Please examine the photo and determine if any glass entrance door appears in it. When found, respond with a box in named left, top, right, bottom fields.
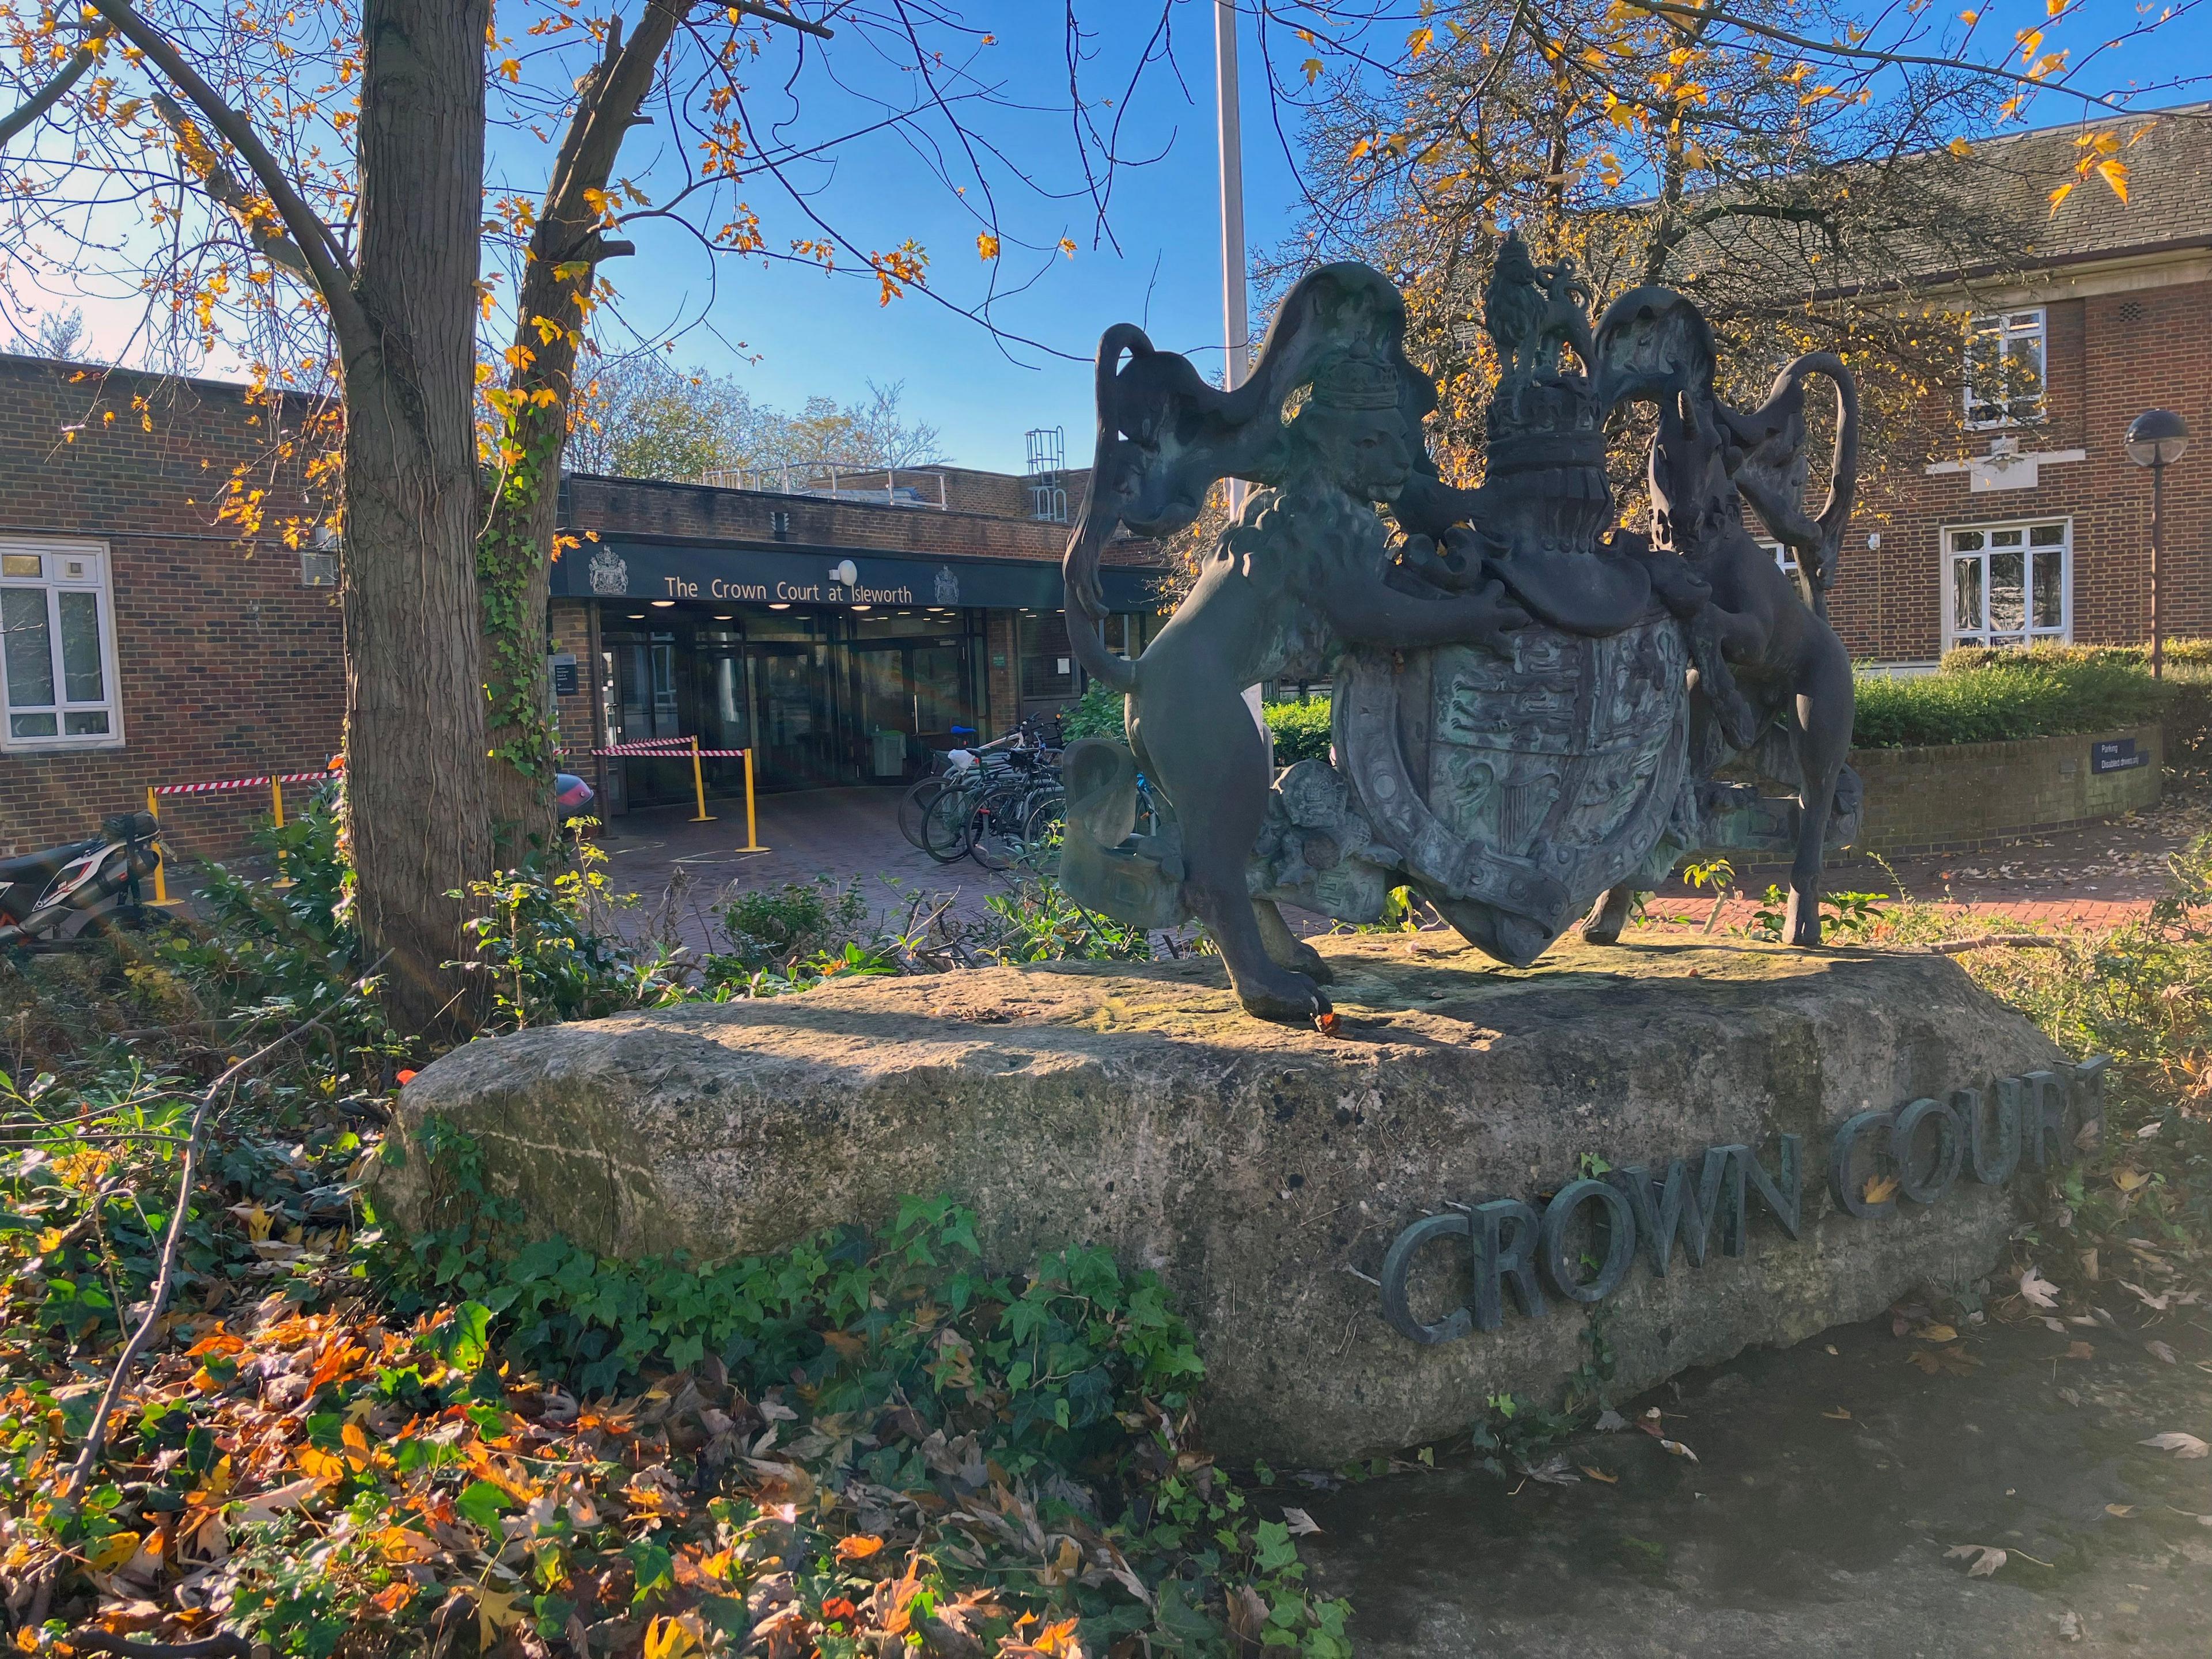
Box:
left=750, top=644, right=835, bottom=789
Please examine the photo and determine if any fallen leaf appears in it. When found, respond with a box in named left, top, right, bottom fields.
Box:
left=1914, top=1343, right=1982, bottom=1377
left=2065, top=1341, right=2096, bottom=1361
left=2019, top=1266, right=2060, bottom=1309
left=1947, top=1543, right=2008, bottom=1577
left=1281, top=1506, right=1322, bottom=1536
left=1580, top=1465, right=1620, bottom=1483
left=2136, top=1122, right=2164, bottom=1139
left=1658, top=1439, right=1699, bottom=1463
left=834, top=1533, right=885, bottom=1561
left=2042, top=1317, right=2070, bottom=1334
left=2139, top=1431, right=2210, bottom=1459
left=1863, top=1173, right=1900, bottom=1205
left=2147, top=1340, right=2180, bottom=1366
left=1594, top=1408, right=1628, bottom=1433
left=2115, top=1169, right=2150, bottom=1193
left=2058, top=1609, right=2084, bottom=1641
left=1914, top=1323, right=1959, bottom=1343
left=1823, top=1407, right=1853, bottom=1421
left=475, top=1586, right=525, bottom=1650
left=2081, top=1249, right=2099, bottom=1281
left=1313, top=1010, right=1342, bottom=1037
left=2121, top=1280, right=2171, bottom=1313
left=2105, top=1503, right=2135, bottom=1517
left=1518, top=1453, right=1581, bottom=1485
left=2057, top=1388, right=2082, bottom=1407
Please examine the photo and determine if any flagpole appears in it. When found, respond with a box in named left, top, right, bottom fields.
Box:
left=1216, top=0, right=1249, bottom=521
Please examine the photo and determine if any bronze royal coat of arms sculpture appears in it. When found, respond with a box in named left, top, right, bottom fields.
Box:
left=1057, top=240, right=1863, bottom=1023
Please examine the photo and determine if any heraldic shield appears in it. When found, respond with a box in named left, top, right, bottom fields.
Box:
left=1257, top=612, right=1692, bottom=970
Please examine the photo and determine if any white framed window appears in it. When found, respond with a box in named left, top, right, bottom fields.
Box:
left=1, top=539, right=124, bottom=751
left=1944, top=518, right=2070, bottom=650
left=1964, top=308, right=2046, bottom=429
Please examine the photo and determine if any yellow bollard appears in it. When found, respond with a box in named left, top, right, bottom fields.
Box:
left=270, top=777, right=294, bottom=888
left=688, top=737, right=717, bottom=823
left=145, top=786, right=175, bottom=906
left=737, top=748, right=767, bottom=853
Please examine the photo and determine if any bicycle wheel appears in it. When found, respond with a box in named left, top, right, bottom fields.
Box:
left=966, top=783, right=1030, bottom=871
left=1021, top=792, right=1066, bottom=873
left=922, top=783, right=975, bottom=863
left=897, top=775, right=945, bottom=849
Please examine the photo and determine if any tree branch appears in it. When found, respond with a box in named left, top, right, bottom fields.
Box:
left=0, top=32, right=107, bottom=152
left=82, top=0, right=365, bottom=341
left=729, top=1, right=834, bottom=39
left=52, top=1010, right=338, bottom=1513
left=1620, top=1, right=2139, bottom=113
left=150, top=94, right=313, bottom=278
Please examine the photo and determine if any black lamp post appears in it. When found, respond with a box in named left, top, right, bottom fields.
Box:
left=2126, top=408, right=2191, bottom=679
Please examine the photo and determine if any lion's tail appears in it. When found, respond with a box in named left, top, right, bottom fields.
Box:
left=1061, top=323, right=1149, bottom=696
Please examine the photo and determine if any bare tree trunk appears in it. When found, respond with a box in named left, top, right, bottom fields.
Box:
left=480, top=5, right=685, bottom=861
left=340, top=0, right=494, bottom=1032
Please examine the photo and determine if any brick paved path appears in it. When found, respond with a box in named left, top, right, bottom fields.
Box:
left=598, top=780, right=2203, bottom=957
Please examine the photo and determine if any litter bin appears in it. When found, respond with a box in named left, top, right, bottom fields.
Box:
left=870, top=728, right=907, bottom=779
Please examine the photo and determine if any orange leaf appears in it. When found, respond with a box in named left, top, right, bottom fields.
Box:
left=835, top=1533, right=886, bottom=1561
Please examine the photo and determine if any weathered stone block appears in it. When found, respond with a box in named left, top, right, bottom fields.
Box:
left=377, top=937, right=2080, bottom=1466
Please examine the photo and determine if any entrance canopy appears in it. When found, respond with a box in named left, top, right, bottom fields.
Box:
left=552, top=537, right=1158, bottom=615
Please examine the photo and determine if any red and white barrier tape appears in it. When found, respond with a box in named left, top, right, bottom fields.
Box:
left=588, top=741, right=753, bottom=759
left=152, top=769, right=336, bottom=798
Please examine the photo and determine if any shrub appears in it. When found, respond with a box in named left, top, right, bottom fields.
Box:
left=1264, top=697, right=1334, bottom=763
left=1059, top=682, right=1126, bottom=741
left=1853, top=653, right=2171, bottom=749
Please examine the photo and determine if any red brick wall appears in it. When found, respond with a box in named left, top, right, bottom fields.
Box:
left=0, top=355, right=342, bottom=860
left=1831, top=278, right=2212, bottom=662
left=562, top=473, right=1156, bottom=571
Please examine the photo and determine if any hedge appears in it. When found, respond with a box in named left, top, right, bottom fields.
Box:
left=1057, top=639, right=2209, bottom=764
left=1853, top=652, right=2172, bottom=749
left=1056, top=685, right=1336, bottom=763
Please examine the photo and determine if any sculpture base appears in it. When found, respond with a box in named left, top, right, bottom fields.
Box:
left=377, top=937, right=2088, bottom=1465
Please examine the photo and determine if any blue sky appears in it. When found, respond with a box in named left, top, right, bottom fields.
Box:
left=566, top=0, right=2212, bottom=475
left=548, top=3, right=1311, bottom=474
left=18, top=2, right=2209, bottom=476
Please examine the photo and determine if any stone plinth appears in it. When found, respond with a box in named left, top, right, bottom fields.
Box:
left=376, top=937, right=2084, bottom=1465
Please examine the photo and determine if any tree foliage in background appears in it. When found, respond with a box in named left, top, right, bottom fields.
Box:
left=567, top=360, right=946, bottom=482
left=1263, top=1, right=2191, bottom=515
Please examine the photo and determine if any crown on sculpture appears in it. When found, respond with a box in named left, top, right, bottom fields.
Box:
left=1309, top=351, right=1399, bottom=412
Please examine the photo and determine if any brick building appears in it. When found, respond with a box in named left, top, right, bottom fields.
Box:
left=0, top=342, right=1158, bottom=847
left=0, top=354, right=342, bottom=858
left=1825, top=111, right=2212, bottom=666
left=546, top=467, right=1165, bottom=815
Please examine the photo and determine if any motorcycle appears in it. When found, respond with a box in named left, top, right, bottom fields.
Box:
left=0, top=812, right=163, bottom=953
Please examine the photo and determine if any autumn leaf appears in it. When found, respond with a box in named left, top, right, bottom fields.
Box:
left=976, top=233, right=999, bottom=260
left=1580, top=1465, right=1620, bottom=1484
left=2105, top=1503, right=2135, bottom=1517
left=2048, top=180, right=2075, bottom=214
left=85, top=1531, right=142, bottom=1573
left=2065, top=1340, right=2096, bottom=1361
left=1823, top=1407, right=1853, bottom=1421
left=2147, top=1340, right=2179, bottom=1366
left=1302, top=58, right=1323, bottom=85
left=475, top=1586, right=525, bottom=1650
left=2018, top=1266, right=2059, bottom=1309
left=1863, top=1173, right=1900, bottom=1205
left=2114, top=1168, right=2149, bottom=1193
left=835, top=1533, right=886, bottom=1560
left=1281, top=1506, right=1323, bottom=1535
left=1913, top=1323, right=1959, bottom=1343
left=2139, top=1431, right=2210, bottom=1459
left=1946, top=1543, right=2007, bottom=1577
left=1658, top=1439, right=1698, bottom=1463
